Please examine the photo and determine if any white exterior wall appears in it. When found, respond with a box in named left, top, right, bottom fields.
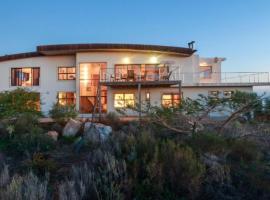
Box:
left=107, top=86, right=252, bottom=115
left=0, top=50, right=254, bottom=117
left=0, top=56, right=76, bottom=114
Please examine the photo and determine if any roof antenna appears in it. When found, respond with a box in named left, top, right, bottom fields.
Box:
left=188, top=41, right=195, bottom=49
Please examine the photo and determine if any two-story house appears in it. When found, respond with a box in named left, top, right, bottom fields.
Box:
left=0, top=43, right=269, bottom=117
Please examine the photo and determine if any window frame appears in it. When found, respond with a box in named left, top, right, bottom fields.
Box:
left=11, top=67, right=40, bottom=87
left=114, top=93, right=135, bottom=108
left=57, top=92, right=76, bottom=106
left=161, top=93, right=180, bottom=108
left=200, top=66, right=213, bottom=79
left=58, top=67, right=76, bottom=80
left=208, top=90, right=220, bottom=98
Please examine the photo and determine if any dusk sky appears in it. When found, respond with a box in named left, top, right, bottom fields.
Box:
left=0, top=0, right=270, bottom=74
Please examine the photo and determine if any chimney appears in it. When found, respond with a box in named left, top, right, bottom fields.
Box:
left=188, top=41, right=195, bottom=49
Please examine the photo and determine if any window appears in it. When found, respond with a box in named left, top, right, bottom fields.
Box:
left=209, top=91, right=220, bottom=98
left=11, top=67, right=40, bottom=86
left=162, top=93, right=180, bottom=108
left=200, top=66, right=212, bottom=79
left=58, top=67, right=76, bottom=80
left=58, top=92, right=76, bottom=105
left=79, top=63, right=107, bottom=113
left=114, top=93, right=135, bottom=108
left=223, top=91, right=234, bottom=98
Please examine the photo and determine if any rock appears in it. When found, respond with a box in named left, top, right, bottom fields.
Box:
left=84, top=122, right=112, bottom=142
left=63, top=119, right=82, bottom=137
left=46, top=131, right=59, bottom=141
left=51, top=123, right=63, bottom=134
left=0, top=122, right=6, bottom=135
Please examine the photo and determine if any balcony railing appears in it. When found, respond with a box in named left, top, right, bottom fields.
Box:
left=99, top=68, right=270, bottom=86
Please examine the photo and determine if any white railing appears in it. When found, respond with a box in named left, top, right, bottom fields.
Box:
left=99, top=68, right=270, bottom=85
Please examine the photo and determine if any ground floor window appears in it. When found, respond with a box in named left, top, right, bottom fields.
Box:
left=58, top=92, right=76, bottom=105
left=80, top=95, right=107, bottom=113
left=114, top=93, right=135, bottom=108
left=209, top=90, right=220, bottom=98
left=223, top=91, right=234, bottom=98
left=161, top=93, right=180, bottom=108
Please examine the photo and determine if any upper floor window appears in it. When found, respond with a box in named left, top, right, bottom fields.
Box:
left=161, top=93, right=180, bottom=108
left=58, top=67, right=76, bottom=80
left=11, top=67, right=40, bottom=86
left=200, top=66, right=212, bottom=79
left=58, top=92, right=76, bottom=105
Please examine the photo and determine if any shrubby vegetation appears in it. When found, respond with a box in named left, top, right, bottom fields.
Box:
left=49, top=103, right=78, bottom=124
left=0, top=88, right=270, bottom=199
left=0, top=88, right=41, bottom=119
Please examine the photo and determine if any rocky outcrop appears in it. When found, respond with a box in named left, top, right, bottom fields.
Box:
left=84, top=122, right=112, bottom=142
left=46, top=131, right=59, bottom=141
left=63, top=119, right=82, bottom=137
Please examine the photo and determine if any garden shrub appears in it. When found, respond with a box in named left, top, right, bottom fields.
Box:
left=5, top=132, right=55, bottom=156
left=59, top=150, right=127, bottom=200
left=188, top=133, right=229, bottom=155
left=0, top=88, right=41, bottom=119
left=49, top=103, right=78, bottom=124
left=0, top=168, right=49, bottom=200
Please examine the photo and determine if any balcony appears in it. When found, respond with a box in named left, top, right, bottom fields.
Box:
left=99, top=66, right=181, bottom=87
left=99, top=67, right=270, bottom=87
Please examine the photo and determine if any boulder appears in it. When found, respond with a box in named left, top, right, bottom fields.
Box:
left=51, top=123, right=63, bottom=134
left=63, top=119, right=82, bottom=137
left=84, top=122, right=112, bottom=142
left=46, top=131, right=59, bottom=141
left=0, top=122, right=6, bottom=135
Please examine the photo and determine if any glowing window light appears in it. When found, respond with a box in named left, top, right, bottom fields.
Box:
left=122, top=57, right=130, bottom=64
left=150, top=56, right=158, bottom=64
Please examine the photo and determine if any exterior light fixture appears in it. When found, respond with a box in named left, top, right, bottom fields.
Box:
left=150, top=56, right=158, bottom=64
left=123, top=57, right=130, bottom=64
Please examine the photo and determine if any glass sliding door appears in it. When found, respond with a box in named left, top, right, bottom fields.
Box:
left=79, top=63, right=107, bottom=113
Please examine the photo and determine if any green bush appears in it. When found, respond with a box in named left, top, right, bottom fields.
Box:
left=3, top=132, right=55, bottom=156
left=0, top=88, right=41, bottom=119
left=188, top=133, right=229, bottom=155
left=49, top=103, right=78, bottom=124
left=0, top=168, right=49, bottom=200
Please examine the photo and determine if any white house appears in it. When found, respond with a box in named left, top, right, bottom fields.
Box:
left=0, top=43, right=269, bottom=117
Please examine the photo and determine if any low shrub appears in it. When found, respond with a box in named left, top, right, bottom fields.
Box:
left=188, top=133, right=229, bottom=155
left=24, top=153, right=57, bottom=175
left=0, top=88, right=41, bottom=119
left=59, top=150, right=127, bottom=200
left=4, top=132, right=55, bottom=156
left=0, top=167, right=49, bottom=200
left=101, top=112, right=121, bottom=130
left=49, top=103, right=78, bottom=124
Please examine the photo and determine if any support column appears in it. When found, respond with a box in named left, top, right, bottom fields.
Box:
left=178, top=80, right=182, bottom=100
left=98, top=82, right=102, bottom=121
left=138, top=82, right=142, bottom=121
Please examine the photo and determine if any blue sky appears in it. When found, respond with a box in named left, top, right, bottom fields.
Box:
left=0, top=0, right=270, bottom=73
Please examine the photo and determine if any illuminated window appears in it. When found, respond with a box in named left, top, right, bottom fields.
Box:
left=162, top=93, right=180, bottom=108
left=58, top=92, right=76, bottom=105
left=209, top=91, right=220, bottom=97
left=58, top=67, right=76, bottom=80
left=114, top=93, right=135, bottom=108
left=223, top=91, right=234, bottom=98
left=11, top=67, right=40, bottom=86
left=200, top=66, right=212, bottom=79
